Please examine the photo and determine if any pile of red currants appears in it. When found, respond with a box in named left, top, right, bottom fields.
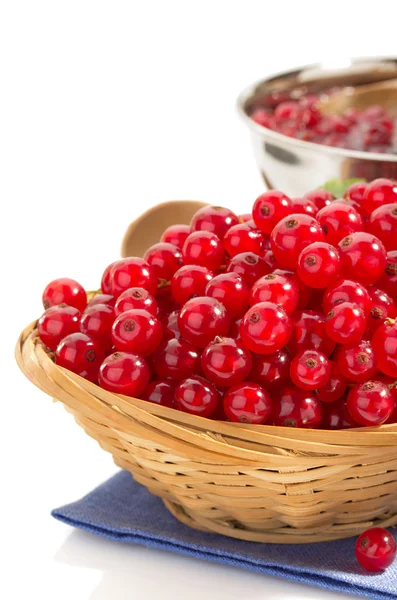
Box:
left=250, top=89, right=397, bottom=154
left=37, top=178, right=397, bottom=430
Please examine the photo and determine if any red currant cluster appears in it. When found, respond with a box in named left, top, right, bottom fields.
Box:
left=251, top=90, right=396, bottom=153
left=37, top=178, right=397, bottom=429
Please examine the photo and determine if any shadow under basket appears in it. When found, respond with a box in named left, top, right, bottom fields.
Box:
left=16, top=321, right=397, bottom=544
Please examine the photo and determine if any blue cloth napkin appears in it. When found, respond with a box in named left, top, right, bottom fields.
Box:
left=52, top=471, right=397, bottom=600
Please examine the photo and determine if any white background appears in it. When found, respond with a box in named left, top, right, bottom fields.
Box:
left=2, top=2, right=395, bottom=598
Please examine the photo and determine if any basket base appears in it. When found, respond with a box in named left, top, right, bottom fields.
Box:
left=163, top=498, right=397, bottom=545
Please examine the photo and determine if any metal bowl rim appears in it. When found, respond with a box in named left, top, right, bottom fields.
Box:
left=237, top=58, right=397, bottom=164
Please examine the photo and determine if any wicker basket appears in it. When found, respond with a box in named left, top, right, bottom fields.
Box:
left=15, top=201, right=397, bottom=545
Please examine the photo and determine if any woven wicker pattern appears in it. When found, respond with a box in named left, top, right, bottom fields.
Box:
left=16, top=320, right=397, bottom=544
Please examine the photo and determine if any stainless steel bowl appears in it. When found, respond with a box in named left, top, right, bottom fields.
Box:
left=237, top=57, right=397, bottom=196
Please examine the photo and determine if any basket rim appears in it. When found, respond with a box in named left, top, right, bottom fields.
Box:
left=16, top=319, right=397, bottom=448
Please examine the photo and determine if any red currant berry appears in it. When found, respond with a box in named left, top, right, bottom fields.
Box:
left=141, top=379, right=175, bottom=407
left=80, top=303, right=115, bottom=351
left=88, top=294, right=116, bottom=308
left=161, top=310, right=180, bottom=340
left=288, top=310, right=336, bottom=357
left=175, top=376, right=219, bottom=417
left=160, top=224, right=190, bottom=248
left=297, top=242, right=341, bottom=289
left=112, top=309, right=162, bottom=355
left=226, top=252, right=269, bottom=287
left=274, top=268, right=312, bottom=310
left=372, top=320, right=397, bottom=377
left=250, top=273, right=299, bottom=315
left=290, top=349, right=330, bottom=391
left=363, top=105, right=387, bottom=120
left=178, top=297, right=230, bottom=348
left=320, top=120, right=346, bottom=138
left=182, top=230, right=224, bottom=271
left=238, top=213, right=252, bottom=223
left=143, top=242, right=183, bottom=280
left=110, top=258, right=157, bottom=298
left=328, top=115, right=351, bottom=134
left=55, top=333, right=105, bottom=381
left=347, top=380, right=394, bottom=426
left=338, top=197, right=366, bottom=218
left=223, top=382, right=272, bottom=424
left=306, top=288, right=326, bottom=312
left=290, top=197, right=318, bottom=217
left=342, top=400, right=361, bottom=428
left=301, top=94, right=320, bottom=109
left=362, top=178, right=397, bottom=215
left=322, top=398, right=358, bottom=429
left=271, top=214, right=325, bottom=268
left=339, top=232, right=387, bottom=285
left=342, top=107, right=361, bottom=125
left=98, top=351, right=149, bottom=396
left=343, top=106, right=359, bottom=122
left=101, top=261, right=120, bottom=294
left=386, top=407, right=397, bottom=424
left=211, top=400, right=228, bottom=421
left=250, top=349, right=291, bottom=390
left=273, top=387, right=323, bottom=428
left=262, top=249, right=279, bottom=271
left=317, top=202, right=363, bottom=246
left=261, top=233, right=271, bottom=249
left=114, top=287, right=157, bottom=317
left=219, top=255, right=231, bottom=273
left=252, top=190, right=292, bottom=234
left=334, top=340, right=378, bottom=383
left=367, top=288, right=397, bottom=337
left=325, top=302, right=366, bottom=345
left=274, top=100, right=301, bottom=120
left=344, top=181, right=367, bottom=204
left=303, top=189, right=334, bottom=211
left=38, top=304, right=81, bottom=351
left=171, top=265, right=213, bottom=305
left=327, top=115, right=350, bottom=135
left=229, top=318, right=242, bottom=340
left=356, top=527, right=396, bottom=572
left=152, top=338, right=200, bottom=380
left=223, top=223, right=265, bottom=257
left=378, top=375, right=397, bottom=398
left=316, top=362, right=347, bottom=403
left=42, top=278, right=87, bottom=312
left=240, top=302, right=291, bottom=355
left=378, top=251, right=397, bottom=304
left=368, top=203, right=397, bottom=252
left=190, top=205, right=239, bottom=239
left=155, top=285, right=178, bottom=319
left=323, top=279, right=371, bottom=316
left=201, top=336, right=252, bottom=387
left=298, top=101, right=321, bottom=124
left=205, top=272, right=249, bottom=319
left=380, top=376, right=397, bottom=423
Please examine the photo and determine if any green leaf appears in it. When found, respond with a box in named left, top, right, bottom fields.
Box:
left=319, top=178, right=366, bottom=198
